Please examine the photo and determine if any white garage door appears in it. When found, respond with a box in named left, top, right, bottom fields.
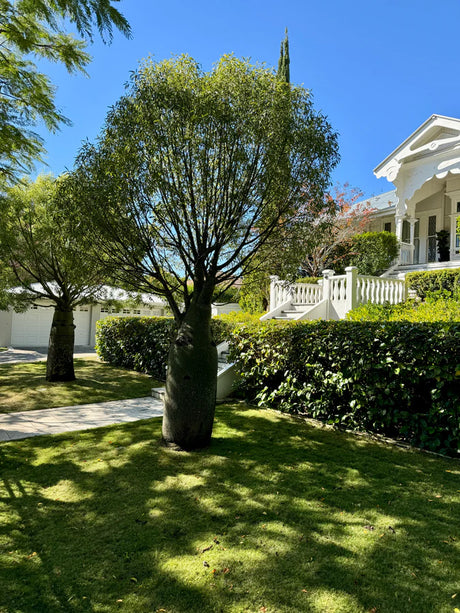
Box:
left=11, top=305, right=54, bottom=346
left=11, top=306, right=91, bottom=347
left=74, top=306, right=91, bottom=345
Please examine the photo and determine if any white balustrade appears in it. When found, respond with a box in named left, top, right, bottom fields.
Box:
left=292, top=283, right=323, bottom=305
left=268, top=267, right=407, bottom=318
left=356, top=275, right=406, bottom=306
left=269, top=276, right=323, bottom=310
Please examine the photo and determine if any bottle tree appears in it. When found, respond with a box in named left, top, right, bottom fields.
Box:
left=72, top=54, right=339, bottom=449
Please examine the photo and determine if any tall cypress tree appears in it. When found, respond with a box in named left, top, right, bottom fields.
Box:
left=277, top=28, right=290, bottom=83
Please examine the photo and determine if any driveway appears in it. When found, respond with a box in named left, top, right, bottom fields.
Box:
left=0, top=346, right=97, bottom=365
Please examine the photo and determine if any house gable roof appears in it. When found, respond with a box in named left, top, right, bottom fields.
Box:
left=374, top=114, right=460, bottom=179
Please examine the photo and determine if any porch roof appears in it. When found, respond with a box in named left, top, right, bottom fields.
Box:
left=356, top=189, right=397, bottom=214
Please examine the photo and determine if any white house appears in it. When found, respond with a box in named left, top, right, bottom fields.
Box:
left=263, top=114, right=460, bottom=323
left=0, top=286, right=167, bottom=348
left=364, top=114, right=460, bottom=273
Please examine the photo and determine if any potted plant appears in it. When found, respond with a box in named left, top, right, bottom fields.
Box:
left=436, top=230, right=450, bottom=262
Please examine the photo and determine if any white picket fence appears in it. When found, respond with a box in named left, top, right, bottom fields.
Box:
left=266, top=267, right=407, bottom=321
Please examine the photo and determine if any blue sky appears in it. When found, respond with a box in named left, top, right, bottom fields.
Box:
left=35, top=0, right=460, bottom=198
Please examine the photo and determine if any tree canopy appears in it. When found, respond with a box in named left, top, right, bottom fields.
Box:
left=0, top=0, right=131, bottom=184
left=72, top=54, right=339, bottom=448
left=277, top=28, right=290, bottom=83
left=0, top=174, right=109, bottom=380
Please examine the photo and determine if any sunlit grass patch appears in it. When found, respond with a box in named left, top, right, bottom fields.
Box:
left=0, top=359, right=159, bottom=413
left=0, top=404, right=458, bottom=612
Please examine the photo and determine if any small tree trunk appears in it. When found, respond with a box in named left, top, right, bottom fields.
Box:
left=46, top=306, right=76, bottom=382
left=162, top=299, right=217, bottom=450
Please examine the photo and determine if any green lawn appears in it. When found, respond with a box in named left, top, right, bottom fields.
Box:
left=0, top=405, right=458, bottom=613
left=0, top=359, right=159, bottom=413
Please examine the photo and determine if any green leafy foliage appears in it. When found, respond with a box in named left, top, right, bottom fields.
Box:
left=348, top=231, right=398, bottom=275
left=95, top=314, right=250, bottom=379
left=347, top=297, right=460, bottom=322
left=406, top=268, right=460, bottom=300
left=229, top=320, right=460, bottom=456
left=0, top=174, right=108, bottom=310
left=96, top=317, right=176, bottom=380
left=295, top=276, right=321, bottom=284
left=0, top=0, right=130, bottom=182
left=73, top=53, right=339, bottom=448
left=239, top=267, right=270, bottom=313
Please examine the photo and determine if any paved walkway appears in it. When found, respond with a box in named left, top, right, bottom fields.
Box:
left=0, top=346, right=97, bottom=365
left=0, top=396, right=164, bottom=442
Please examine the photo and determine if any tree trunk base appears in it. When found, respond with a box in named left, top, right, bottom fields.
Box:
left=46, top=307, right=76, bottom=382
left=162, top=301, right=217, bottom=450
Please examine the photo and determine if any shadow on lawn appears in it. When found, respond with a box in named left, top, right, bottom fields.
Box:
left=0, top=405, right=458, bottom=613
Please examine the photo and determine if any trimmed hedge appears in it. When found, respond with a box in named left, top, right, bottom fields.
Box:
left=96, top=315, right=460, bottom=455
left=406, top=268, right=460, bottom=299
left=95, top=314, right=245, bottom=379
left=347, top=297, right=460, bottom=322
left=96, top=317, right=175, bottom=380
left=229, top=320, right=460, bottom=456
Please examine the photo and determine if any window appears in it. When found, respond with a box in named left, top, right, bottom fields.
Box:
left=101, top=307, right=109, bottom=313
left=123, top=309, right=131, bottom=314
left=133, top=309, right=141, bottom=315
left=402, top=220, right=410, bottom=242
left=427, top=215, right=437, bottom=262
left=414, top=220, right=420, bottom=264
left=384, top=222, right=392, bottom=233
left=31, top=305, right=38, bottom=310
left=457, top=202, right=460, bottom=213
left=79, top=306, right=89, bottom=312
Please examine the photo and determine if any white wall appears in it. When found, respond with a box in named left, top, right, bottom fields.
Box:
left=211, top=303, right=241, bottom=316
left=0, top=310, right=12, bottom=347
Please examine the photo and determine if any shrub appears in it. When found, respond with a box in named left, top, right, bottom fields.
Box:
left=96, top=313, right=251, bottom=379
left=348, top=231, right=398, bottom=275
left=229, top=320, right=460, bottom=456
left=347, top=297, right=460, bottom=322
left=239, top=268, right=270, bottom=313
left=436, top=230, right=450, bottom=262
left=406, top=268, right=460, bottom=299
left=96, top=317, right=175, bottom=379
left=295, top=276, right=321, bottom=284
left=212, top=286, right=240, bottom=304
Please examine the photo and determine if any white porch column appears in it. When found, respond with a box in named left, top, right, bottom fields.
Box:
left=395, top=215, right=404, bottom=265
left=408, top=217, right=417, bottom=265
left=269, top=275, right=279, bottom=311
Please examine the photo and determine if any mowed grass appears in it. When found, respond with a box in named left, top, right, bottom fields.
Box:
left=0, top=359, right=159, bottom=413
left=0, top=405, right=458, bottom=613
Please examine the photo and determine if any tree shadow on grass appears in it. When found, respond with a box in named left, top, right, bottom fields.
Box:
left=0, top=404, right=459, bottom=612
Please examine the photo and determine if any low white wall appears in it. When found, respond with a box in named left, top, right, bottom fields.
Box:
left=212, top=303, right=241, bottom=316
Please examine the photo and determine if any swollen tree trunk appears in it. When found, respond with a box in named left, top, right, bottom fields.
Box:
left=46, top=306, right=76, bottom=382
left=162, top=299, right=217, bottom=450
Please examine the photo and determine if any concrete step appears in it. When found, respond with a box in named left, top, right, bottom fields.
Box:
left=151, top=387, right=166, bottom=400
left=290, top=303, right=315, bottom=311
left=385, top=260, right=460, bottom=278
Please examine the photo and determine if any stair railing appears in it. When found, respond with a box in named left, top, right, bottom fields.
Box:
left=268, top=267, right=407, bottom=319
